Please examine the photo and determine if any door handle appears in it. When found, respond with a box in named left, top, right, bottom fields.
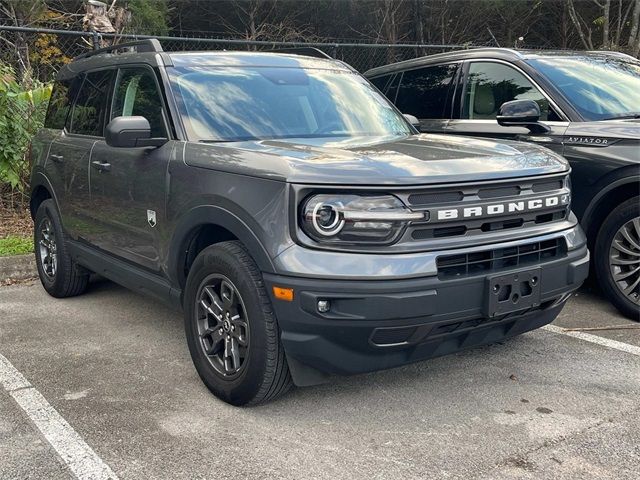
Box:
left=49, top=154, right=64, bottom=163
left=91, top=160, right=111, bottom=172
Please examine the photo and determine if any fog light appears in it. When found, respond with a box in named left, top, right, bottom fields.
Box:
left=317, top=300, right=331, bottom=313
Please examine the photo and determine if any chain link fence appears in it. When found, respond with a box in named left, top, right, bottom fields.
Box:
left=0, top=25, right=475, bottom=81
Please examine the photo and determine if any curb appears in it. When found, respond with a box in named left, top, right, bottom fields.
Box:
left=0, top=254, right=37, bottom=282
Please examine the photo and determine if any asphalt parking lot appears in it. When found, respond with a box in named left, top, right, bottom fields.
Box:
left=1, top=279, right=639, bottom=480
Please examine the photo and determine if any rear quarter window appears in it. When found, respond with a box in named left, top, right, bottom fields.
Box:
left=44, top=78, right=77, bottom=130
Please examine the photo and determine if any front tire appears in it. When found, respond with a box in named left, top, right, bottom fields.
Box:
left=594, top=196, right=640, bottom=320
left=184, top=241, right=292, bottom=406
left=34, top=199, right=89, bottom=298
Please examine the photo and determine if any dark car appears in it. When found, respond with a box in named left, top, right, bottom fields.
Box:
left=29, top=40, right=588, bottom=406
left=365, top=48, right=640, bottom=319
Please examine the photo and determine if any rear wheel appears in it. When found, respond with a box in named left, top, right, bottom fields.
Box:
left=184, top=241, right=292, bottom=406
left=34, top=199, right=89, bottom=298
left=594, top=196, right=640, bottom=320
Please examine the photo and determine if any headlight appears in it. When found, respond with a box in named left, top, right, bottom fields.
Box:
left=300, top=194, right=424, bottom=244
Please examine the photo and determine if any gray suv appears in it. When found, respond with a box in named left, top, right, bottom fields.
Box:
left=29, top=40, right=589, bottom=405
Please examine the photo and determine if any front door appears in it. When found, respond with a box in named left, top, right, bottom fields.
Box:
left=444, top=61, right=569, bottom=155
left=87, top=66, right=173, bottom=272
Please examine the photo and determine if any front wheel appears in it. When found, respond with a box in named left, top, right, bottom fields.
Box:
left=594, top=196, right=640, bottom=320
left=183, top=241, right=292, bottom=406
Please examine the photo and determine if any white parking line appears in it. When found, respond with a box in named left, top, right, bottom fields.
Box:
left=543, top=324, right=640, bottom=357
left=0, top=353, right=118, bottom=480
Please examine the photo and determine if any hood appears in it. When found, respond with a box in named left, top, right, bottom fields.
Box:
left=564, top=119, right=640, bottom=142
left=184, top=133, right=569, bottom=186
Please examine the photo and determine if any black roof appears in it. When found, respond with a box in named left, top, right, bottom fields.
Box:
left=364, top=47, right=638, bottom=77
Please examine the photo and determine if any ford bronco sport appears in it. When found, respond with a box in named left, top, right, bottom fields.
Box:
left=29, top=40, right=589, bottom=405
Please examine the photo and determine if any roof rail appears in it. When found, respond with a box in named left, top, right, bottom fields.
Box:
left=265, top=47, right=333, bottom=60
left=74, top=38, right=163, bottom=60
left=586, top=50, right=637, bottom=61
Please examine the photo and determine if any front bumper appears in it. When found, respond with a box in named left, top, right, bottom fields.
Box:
left=265, top=229, right=589, bottom=386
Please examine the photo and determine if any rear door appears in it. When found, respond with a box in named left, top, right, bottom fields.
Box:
left=47, top=70, right=113, bottom=240
left=444, top=60, right=568, bottom=154
left=87, top=65, right=173, bottom=271
left=393, top=63, right=460, bottom=133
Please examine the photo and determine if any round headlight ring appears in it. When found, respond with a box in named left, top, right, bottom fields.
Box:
left=311, top=202, right=345, bottom=236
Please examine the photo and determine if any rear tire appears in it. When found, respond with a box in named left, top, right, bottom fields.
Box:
left=184, top=241, right=292, bottom=406
left=594, top=196, right=640, bottom=320
left=34, top=199, right=89, bottom=298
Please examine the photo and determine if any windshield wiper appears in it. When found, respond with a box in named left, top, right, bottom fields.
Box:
left=602, top=112, right=640, bottom=120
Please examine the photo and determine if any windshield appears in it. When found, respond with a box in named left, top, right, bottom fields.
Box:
left=526, top=56, right=640, bottom=121
left=168, top=66, right=412, bottom=142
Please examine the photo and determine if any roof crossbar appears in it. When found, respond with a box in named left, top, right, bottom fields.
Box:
left=74, top=38, right=163, bottom=60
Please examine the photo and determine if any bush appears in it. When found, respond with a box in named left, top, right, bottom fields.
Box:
left=0, top=64, right=51, bottom=200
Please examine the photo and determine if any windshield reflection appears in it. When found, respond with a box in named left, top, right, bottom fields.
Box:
left=527, top=56, right=640, bottom=121
left=169, top=66, right=412, bottom=142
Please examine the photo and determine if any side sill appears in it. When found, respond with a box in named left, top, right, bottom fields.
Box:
left=68, top=240, right=182, bottom=310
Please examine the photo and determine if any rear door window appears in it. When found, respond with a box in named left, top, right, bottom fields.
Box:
left=462, top=62, right=559, bottom=121
left=394, top=64, right=458, bottom=119
left=111, top=67, right=166, bottom=137
left=69, top=69, right=114, bottom=136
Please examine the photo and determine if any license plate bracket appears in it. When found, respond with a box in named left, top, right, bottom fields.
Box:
left=485, top=268, right=541, bottom=317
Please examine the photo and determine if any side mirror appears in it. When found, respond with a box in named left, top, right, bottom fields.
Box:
left=496, top=100, right=550, bottom=133
left=403, top=114, right=421, bottom=130
left=105, top=116, right=167, bottom=148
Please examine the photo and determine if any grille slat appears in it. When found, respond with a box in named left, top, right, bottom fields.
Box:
left=437, top=239, right=565, bottom=279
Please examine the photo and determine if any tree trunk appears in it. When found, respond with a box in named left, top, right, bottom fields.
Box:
left=567, top=0, right=594, bottom=49
left=602, top=0, right=610, bottom=48
left=628, top=0, right=640, bottom=49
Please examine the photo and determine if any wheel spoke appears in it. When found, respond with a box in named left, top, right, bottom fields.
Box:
left=203, top=286, right=224, bottom=315
left=620, top=225, right=640, bottom=251
left=199, top=299, right=222, bottom=323
left=612, top=240, right=639, bottom=257
left=221, top=280, right=235, bottom=309
left=201, top=328, right=224, bottom=355
left=613, top=266, right=640, bottom=281
left=611, top=257, right=640, bottom=266
left=230, top=337, right=241, bottom=371
left=622, top=275, right=640, bottom=295
left=633, top=218, right=640, bottom=240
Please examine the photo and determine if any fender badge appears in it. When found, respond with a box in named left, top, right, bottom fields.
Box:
left=147, top=209, right=157, bottom=228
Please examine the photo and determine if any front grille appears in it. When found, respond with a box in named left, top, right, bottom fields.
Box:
left=532, top=179, right=563, bottom=193
left=397, top=174, right=570, bottom=242
left=436, top=238, right=566, bottom=279
left=478, top=186, right=520, bottom=199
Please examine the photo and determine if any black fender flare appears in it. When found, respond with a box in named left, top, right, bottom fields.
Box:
left=167, top=205, right=276, bottom=287
left=29, top=171, right=61, bottom=218
left=580, top=166, right=640, bottom=237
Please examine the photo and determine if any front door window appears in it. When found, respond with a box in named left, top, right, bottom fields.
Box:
left=463, top=62, right=560, bottom=121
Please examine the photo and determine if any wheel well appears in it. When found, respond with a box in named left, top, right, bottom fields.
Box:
left=585, top=182, right=640, bottom=248
left=29, top=186, right=52, bottom=220
left=180, top=224, right=238, bottom=288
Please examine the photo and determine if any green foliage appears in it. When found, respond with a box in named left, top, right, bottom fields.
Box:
left=0, top=236, right=33, bottom=256
left=0, top=64, right=51, bottom=194
left=126, top=0, right=169, bottom=36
